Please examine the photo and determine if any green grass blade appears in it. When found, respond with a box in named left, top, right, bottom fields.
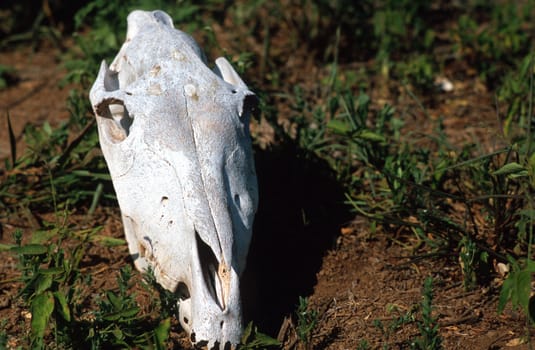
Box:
left=53, top=291, right=71, bottom=322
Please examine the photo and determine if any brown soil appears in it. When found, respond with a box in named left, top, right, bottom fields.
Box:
left=0, top=32, right=532, bottom=350
left=307, top=227, right=527, bottom=349
left=0, top=45, right=72, bottom=161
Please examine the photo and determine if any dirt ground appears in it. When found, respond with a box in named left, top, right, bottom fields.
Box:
left=0, top=37, right=533, bottom=350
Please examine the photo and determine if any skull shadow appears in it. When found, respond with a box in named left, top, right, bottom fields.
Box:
left=241, top=139, right=352, bottom=336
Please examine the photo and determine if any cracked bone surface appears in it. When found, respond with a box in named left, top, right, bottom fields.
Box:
left=89, top=10, right=258, bottom=348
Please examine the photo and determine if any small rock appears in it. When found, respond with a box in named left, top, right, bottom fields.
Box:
left=434, top=77, right=454, bottom=92
left=496, top=262, right=509, bottom=277
left=0, top=295, right=10, bottom=309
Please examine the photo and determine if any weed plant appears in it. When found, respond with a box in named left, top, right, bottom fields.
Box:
left=295, top=296, right=318, bottom=346
left=373, top=277, right=442, bottom=349
left=5, top=225, right=172, bottom=349
left=413, top=277, right=442, bottom=350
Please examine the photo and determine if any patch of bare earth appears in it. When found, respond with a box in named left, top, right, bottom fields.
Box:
left=0, top=43, right=72, bottom=162
left=306, top=227, right=528, bottom=349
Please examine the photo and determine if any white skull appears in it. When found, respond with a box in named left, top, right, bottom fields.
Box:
left=89, top=10, right=259, bottom=348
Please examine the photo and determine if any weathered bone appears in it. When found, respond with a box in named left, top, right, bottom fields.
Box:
left=89, top=10, right=258, bottom=348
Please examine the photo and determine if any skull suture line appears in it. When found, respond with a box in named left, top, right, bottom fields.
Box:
left=89, top=10, right=259, bottom=348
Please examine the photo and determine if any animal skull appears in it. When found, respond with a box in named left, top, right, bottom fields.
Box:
left=89, top=10, right=258, bottom=348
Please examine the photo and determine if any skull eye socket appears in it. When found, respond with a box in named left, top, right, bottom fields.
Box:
left=177, top=282, right=190, bottom=301
left=97, top=100, right=133, bottom=143
left=234, top=194, right=241, bottom=209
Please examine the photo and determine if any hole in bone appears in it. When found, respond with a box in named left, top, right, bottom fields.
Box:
left=100, top=102, right=133, bottom=142
left=177, top=282, right=192, bottom=332
left=196, top=340, right=208, bottom=348
left=234, top=194, right=241, bottom=209
left=176, top=282, right=190, bottom=300
left=161, top=196, right=168, bottom=206
left=195, top=231, right=225, bottom=310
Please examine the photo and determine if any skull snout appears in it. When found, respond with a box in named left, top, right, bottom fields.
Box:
left=176, top=231, right=243, bottom=348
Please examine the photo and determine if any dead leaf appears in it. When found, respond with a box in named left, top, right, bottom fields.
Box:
left=506, top=337, right=525, bottom=347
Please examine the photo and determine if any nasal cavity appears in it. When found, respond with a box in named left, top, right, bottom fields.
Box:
left=234, top=194, right=241, bottom=209
left=195, top=231, right=225, bottom=310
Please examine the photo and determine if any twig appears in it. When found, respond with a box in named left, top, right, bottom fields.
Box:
left=439, top=314, right=480, bottom=327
